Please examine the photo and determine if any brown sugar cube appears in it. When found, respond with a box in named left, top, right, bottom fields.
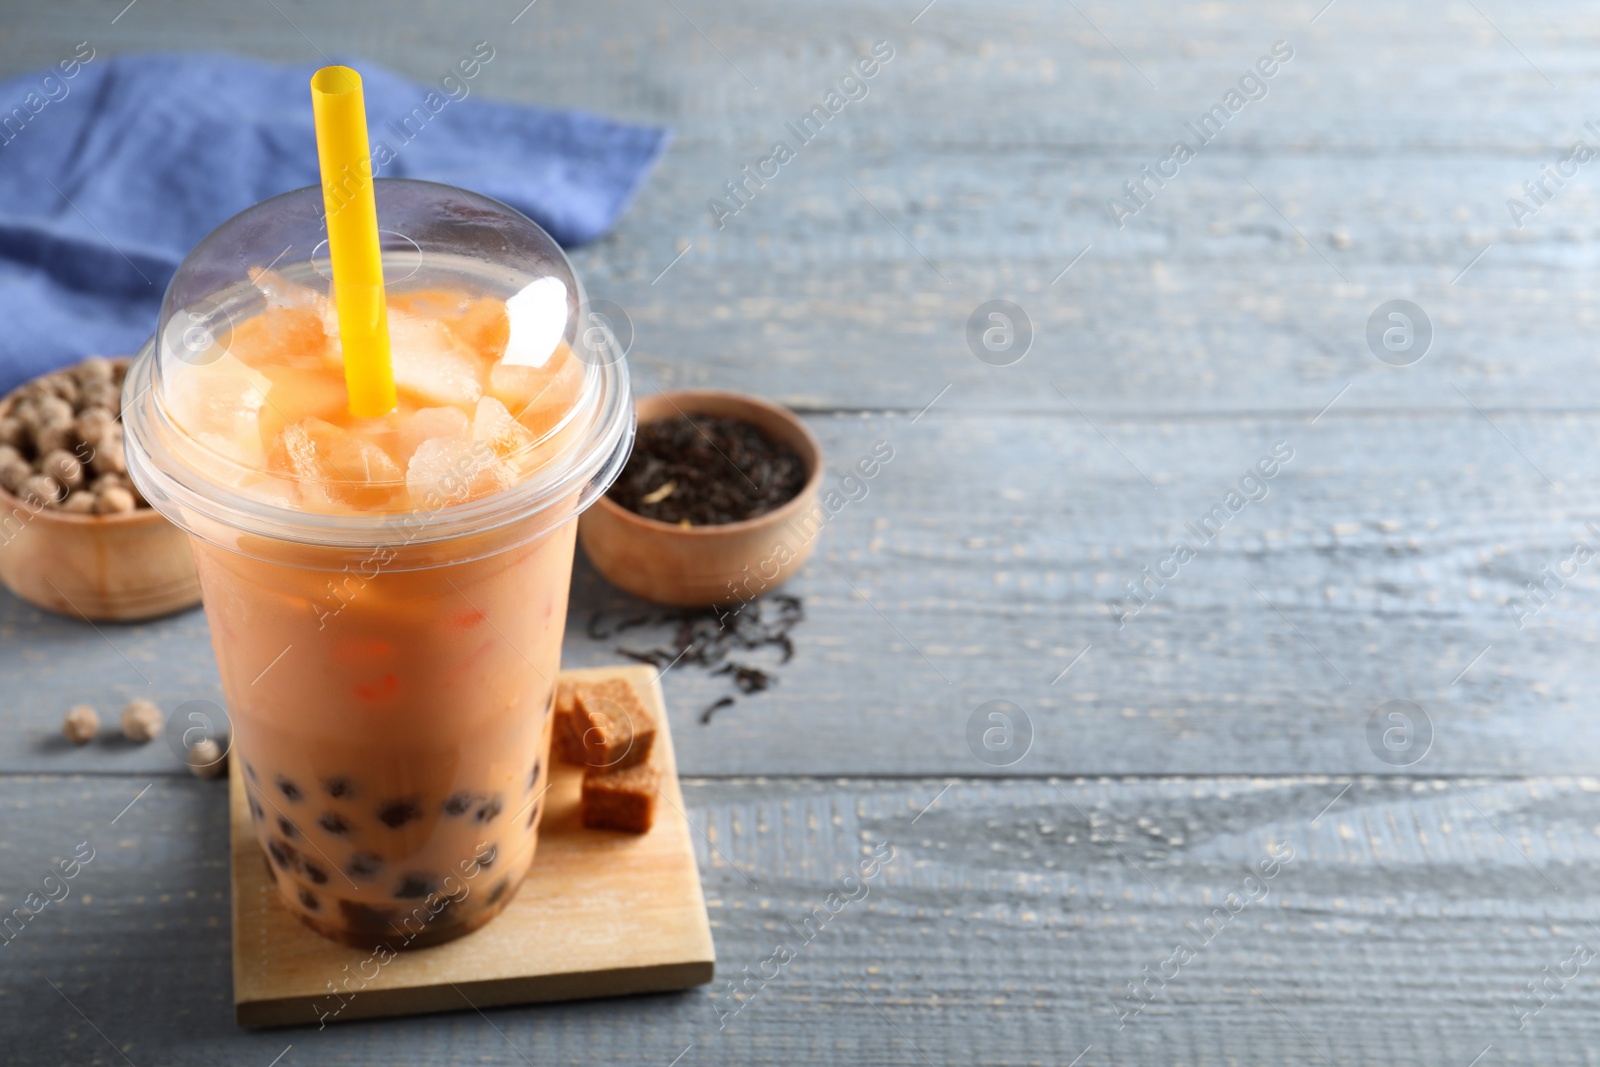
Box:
left=558, top=678, right=655, bottom=770
left=580, top=758, right=660, bottom=834
left=553, top=709, right=585, bottom=764
left=550, top=679, right=580, bottom=760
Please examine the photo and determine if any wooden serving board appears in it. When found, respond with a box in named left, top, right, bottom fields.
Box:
left=230, top=665, right=716, bottom=1028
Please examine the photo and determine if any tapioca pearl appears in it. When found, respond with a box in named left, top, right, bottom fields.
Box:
left=377, top=799, right=421, bottom=828
left=275, top=776, right=303, bottom=802
left=276, top=816, right=298, bottom=839
left=266, top=839, right=299, bottom=872
left=525, top=801, right=540, bottom=828
left=347, top=852, right=383, bottom=880
left=245, top=762, right=259, bottom=784
left=487, top=878, right=510, bottom=906
left=339, top=900, right=396, bottom=929
left=474, top=843, right=497, bottom=869
left=318, top=811, right=350, bottom=836
left=248, top=797, right=264, bottom=823
left=324, top=776, right=356, bottom=799
left=298, top=888, right=320, bottom=911
left=441, top=791, right=475, bottom=817
left=303, top=861, right=329, bottom=885
left=526, top=760, right=541, bottom=792
left=474, top=796, right=503, bottom=824
left=393, top=874, right=438, bottom=900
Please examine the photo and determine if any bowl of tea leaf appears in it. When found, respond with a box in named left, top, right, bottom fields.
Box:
left=579, top=390, right=822, bottom=607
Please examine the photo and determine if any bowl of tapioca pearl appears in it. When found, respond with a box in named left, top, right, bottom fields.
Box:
left=0, top=356, right=201, bottom=621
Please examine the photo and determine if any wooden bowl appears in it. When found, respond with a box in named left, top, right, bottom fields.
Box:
left=578, top=390, right=823, bottom=608
left=0, top=361, right=201, bottom=622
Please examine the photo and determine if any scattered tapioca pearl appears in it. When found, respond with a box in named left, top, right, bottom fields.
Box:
left=318, top=812, right=350, bottom=835
left=249, top=797, right=264, bottom=822
left=276, top=816, right=297, bottom=839
left=245, top=762, right=259, bottom=783
left=487, top=878, right=509, bottom=905
left=347, top=852, right=383, bottom=879
left=298, top=888, right=320, bottom=911
left=474, top=796, right=503, bottom=824
left=526, top=760, right=540, bottom=792
left=442, top=791, right=475, bottom=817
left=394, top=875, right=438, bottom=900
left=303, top=861, right=329, bottom=885
left=525, top=802, right=540, bottom=828
left=324, top=776, right=355, bottom=799
left=266, top=839, right=299, bottom=871
left=377, top=799, right=420, bottom=828
left=474, top=844, right=497, bottom=869
left=275, top=777, right=302, bottom=802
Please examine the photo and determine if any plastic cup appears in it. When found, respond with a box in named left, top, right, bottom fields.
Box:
left=123, top=180, right=633, bottom=949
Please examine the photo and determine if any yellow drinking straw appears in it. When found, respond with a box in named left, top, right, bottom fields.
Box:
left=310, top=65, right=396, bottom=418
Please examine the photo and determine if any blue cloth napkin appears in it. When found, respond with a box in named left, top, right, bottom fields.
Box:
left=0, top=50, right=668, bottom=394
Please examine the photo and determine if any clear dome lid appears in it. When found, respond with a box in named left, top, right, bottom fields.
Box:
left=123, top=179, right=633, bottom=566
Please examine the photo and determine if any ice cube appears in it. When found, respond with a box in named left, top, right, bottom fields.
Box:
left=235, top=472, right=300, bottom=510
left=226, top=306, right=329, bottom=371
left=268, top=421, right=334, bottom=509
left=269, top=418, right=403, bottom=510
left=190, top=429, right=266, bottom=488
left=311, top=420, right=400, bottom=484
left=235, top=269, right=333, bottom=370
left=449, top=298, right=510, bottom=363
left=258, top=366, right=351, bottom=425
left=194, top=428, right=264, bottom=468
left=472, top=396, right=535, bottom=457
left=385, top=308, right=484, bottom=408
left=488, top=342, right=583, bottom=439
left=167, top=352, right=272, bottom=444
left=391, top=288, right=472, bottom=321
left=396, top=406, right=471, bottom=466
left=406, top=436, right=512, bottom=508
left=249, top=267, right=327, bottom=311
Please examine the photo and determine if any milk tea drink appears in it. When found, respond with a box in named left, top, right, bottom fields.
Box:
left=123, top=181, right=633, bottom=948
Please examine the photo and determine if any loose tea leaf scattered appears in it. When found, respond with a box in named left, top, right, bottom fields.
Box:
left=588, top=594, right=804, bottom=722
left=607, top=415, right=806, bottom=525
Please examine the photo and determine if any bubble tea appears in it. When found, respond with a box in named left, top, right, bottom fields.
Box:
left=123, top=180, right=633, bottom=948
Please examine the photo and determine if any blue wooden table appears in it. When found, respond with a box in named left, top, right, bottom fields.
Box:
left=4, top=1, right=1599, bottom=1063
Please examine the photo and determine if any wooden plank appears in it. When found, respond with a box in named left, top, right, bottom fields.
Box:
left=231, top=665, right=714, bottom=1027
left=0, top=0, right=1593, bottom=151
left=0, top=6, right=1597, bottom=415
left=6, top=409, right=1598, bottom=778
left=592, top=151, right=1600, bottom=414
left=5, top=772, right=1599, bottom=1063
